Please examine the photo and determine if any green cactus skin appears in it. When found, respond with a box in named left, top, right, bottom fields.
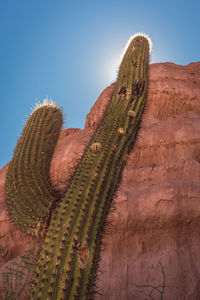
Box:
left=31, top=35, right=150, bottom=299
left=6, top=102, right=63, bottom=238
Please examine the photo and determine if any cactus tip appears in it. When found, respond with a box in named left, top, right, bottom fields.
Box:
left=120, top=32, right=152, bottom=62
left=31, top=97, right=59, bottom=115
left=132, top=32, right=152, bottom=52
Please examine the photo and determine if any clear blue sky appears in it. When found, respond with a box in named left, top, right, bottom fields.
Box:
left=1, top=0, right=200, bottom=169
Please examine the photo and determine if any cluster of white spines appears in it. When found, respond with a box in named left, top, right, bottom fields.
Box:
left=132, top=32, right=152, bottom=51
left=120, top=32, right=152, bottom=62
left=31, top=98, right=58, bottom=115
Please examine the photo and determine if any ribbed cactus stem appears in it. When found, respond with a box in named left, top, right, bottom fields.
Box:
left=31, top=34, right=150, bottom=299
left=6, top=101, right=63, bottom=237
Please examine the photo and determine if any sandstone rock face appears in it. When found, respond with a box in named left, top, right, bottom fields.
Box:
left=85, top=82, right=115, bottom=130
left=0, top=62, right=200, bottom=299
left=95, top=62, right=200, bottom=300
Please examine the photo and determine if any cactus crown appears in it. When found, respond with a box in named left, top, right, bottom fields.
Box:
left=30, top=98, right=59, bottom=114
left=120, top=32, right=152, bottom=62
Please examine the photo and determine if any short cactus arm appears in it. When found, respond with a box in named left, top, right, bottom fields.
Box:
left=6, top=102, right=63, bottom=237
left=31, top=35, right=150, bottom=299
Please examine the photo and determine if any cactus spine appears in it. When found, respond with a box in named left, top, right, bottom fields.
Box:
left=30, top=34, right=150, bottom=299
left=6, top=101, right=63, bottom=237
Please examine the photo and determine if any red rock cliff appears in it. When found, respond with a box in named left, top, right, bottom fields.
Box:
left=0, top=62, right=200, bottom=299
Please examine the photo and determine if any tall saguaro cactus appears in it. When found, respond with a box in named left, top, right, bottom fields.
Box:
left=6, top=101, right=63, bottom=237
left=30, top=34, right=151, bottom=299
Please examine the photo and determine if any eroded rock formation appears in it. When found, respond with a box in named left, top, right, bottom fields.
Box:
left=0, top=62, right=200, bottom=299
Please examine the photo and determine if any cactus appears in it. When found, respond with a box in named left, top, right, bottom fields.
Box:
left=5, top=101, right=63, bottom=237
left=30, top=34, right=150, bottom=299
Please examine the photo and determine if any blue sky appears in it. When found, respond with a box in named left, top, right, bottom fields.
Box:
left=1, top=0, right=200, bottom=169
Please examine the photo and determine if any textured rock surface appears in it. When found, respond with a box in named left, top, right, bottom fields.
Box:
left=85, top=82, right=115, bottom=130
left=95, top=62, right=200, bottom=300
left=0, top=62, right=200, bottom=299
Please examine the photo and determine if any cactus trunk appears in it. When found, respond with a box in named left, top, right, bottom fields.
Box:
left=30, top=34, right=150, bottom=299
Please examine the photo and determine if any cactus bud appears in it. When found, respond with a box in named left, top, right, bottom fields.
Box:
left=128, top=110, right=136, bottom=117
left=118, top=128, right=126, bottom=135
left=90, top=143, right=102, bottom=153
left=93, top=172, right=98, bottom=179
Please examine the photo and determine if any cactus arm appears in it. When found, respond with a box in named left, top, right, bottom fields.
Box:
left=6, top=103, right=63, bottom=237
